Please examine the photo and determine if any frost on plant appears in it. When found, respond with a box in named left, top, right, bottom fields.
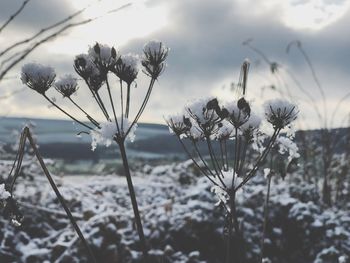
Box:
left=0, top=183, right=10, bottom=201
left=54, top=74, right=79, bottom=97
left=264, top=98, right=299, bottom=129
left=21, top=63, right=56, bottom=94
left=91, top=119, right=137, bottom=151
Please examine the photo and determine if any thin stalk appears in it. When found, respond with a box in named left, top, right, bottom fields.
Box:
left=224, top=140, right=229, bottom=171
left=25, top=128, right=97, bottom=263
left=43, top=94, right=93, bottom=130
left=68, top=97, right=100, bottom=128
left=120, top=80, right=124, bottom=123
left=260, top=174, right=272, bottom=261
left=117, top=141, right=148, bottom=258
left=95, top=91, right=110, bottom=121
left=205, top=135, right=224, bottom=178
left=126, top=78, right=156, bottom=136
left=126, top=83, right=131, bottom=118
left=235, top=129, right=280, bottom=191
left=178, top=137, right=220, bottom=187
left=219, top=140, right=226, bottom=170
left=193, top=141, right=217, bottom=178
left=105, top=76, right=120, bottom=132
left=83, top=79, right=109, bottom=121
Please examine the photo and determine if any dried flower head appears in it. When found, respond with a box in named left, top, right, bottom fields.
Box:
left=264, top=99, right=298, bottom=129
left=21, top=63, right=56, bottom=94
left=143, top=40, right=169, bottom=65
left=142, top=40, right=169, bottom=79
left=166, top=114, right=191, bottom=137
left=74, top=54, right=98, bottom=79
left=54, top=74, right=79, bottom=97
left=213, top=120, right=233, bottom=140
left=186, top=97, right=222, bottom=135
left=223, top=98, right=250, bottom=128
left=88, top=43, right=118, bottom=74
left=113, top=53, right=139, bottom=85
left=240, top=113, right=261, bottom=142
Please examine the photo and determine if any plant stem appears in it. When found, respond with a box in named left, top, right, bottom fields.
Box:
left=126, top=83, right=131, bottom=118
left=260, top=174, right=272, bottom=261
left=117, top=140, right=148, bottom=258
left=43, top=94, right=93, bottom=130
left=68, top=97, right=100, bottom=128
left=26, top=128, right=97, bottom=263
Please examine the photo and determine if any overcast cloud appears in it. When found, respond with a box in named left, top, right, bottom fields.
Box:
left=0, top=0, right=349, bottom=129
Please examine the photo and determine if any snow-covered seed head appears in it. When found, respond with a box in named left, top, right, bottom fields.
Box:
left=54, top=74, right=79, bottom=97
left=143, top=40, right=169, bottom=65
left=166, top=114, right=191, bottom=137
left=88, top=43, right=118, bottom=73
left=2, top=196, right=23, bottom=227
left=223, top=98, right=250, bottom=128
left=74, top=54, right=98, bottom=79
left=264, top=99, right=298, bottom=129
left=186, top=97, right=222, bottom=135
left=213, top=120, right=233, bottom=140
left=21, top=63, right=56, bottom=94
left=240, top=113, right=261, bottom=142
left=142, top=40, right=169, bottom=79
left=113, top=53, right=139, bottom=85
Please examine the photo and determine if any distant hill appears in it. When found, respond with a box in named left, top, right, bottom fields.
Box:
left=1, top=117, right=348, bottom=161
left=0, top=117, right=183, bottom=160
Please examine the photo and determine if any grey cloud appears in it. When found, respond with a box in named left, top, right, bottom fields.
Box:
left=0, top=0, right=75, bottom=32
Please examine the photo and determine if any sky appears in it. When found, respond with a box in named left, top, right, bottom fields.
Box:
left=0, top=0, right=350, bottom=130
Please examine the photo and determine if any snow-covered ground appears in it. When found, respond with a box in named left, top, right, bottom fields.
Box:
left=1, top=159, right=350, bottom=263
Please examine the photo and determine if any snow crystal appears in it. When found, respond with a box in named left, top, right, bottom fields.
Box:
left=0, top=183, right=10, bottom=200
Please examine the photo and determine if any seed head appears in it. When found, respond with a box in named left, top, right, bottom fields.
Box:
left=21, top=63, right=56, bottom=94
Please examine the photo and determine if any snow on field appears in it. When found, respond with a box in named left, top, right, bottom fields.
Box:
left=0, top=159, right=350, bottom=263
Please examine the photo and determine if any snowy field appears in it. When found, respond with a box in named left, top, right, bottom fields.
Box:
left=1, top=158, right=349, bottom=263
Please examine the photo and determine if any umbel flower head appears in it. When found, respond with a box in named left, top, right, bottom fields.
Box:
left=21, top=63, right=56, bottom=94
left=54, top=74, right=78, bottom=97
left=74, top=54, right=105, bottom=92
left=223, top=97, right=251, bottom=128
left=142, top=40, right=169, bottom=79
left=186, top=97, right=223, bottom=135
left=240, top=113, right=261, bottom=142
left=88, top=43, right=118, bottom=75
left=264, top=99, right=298, bottom=129
left=112, top=53, right=140, bottom=85
left=165, top=114, right=192, bottom=137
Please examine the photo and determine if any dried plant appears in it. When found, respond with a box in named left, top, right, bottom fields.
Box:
left=0, top=127, right=97, bottom=262
left=20, top=40, right=169, bottom=259
left=166, top=61, right=299, bottom=262
left=243, top=39, right=350, bottom=206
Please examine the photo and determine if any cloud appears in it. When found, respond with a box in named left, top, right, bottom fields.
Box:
left=0, top=0, right=75, bottom=32
left=1, top=0, right=350, bottom=128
